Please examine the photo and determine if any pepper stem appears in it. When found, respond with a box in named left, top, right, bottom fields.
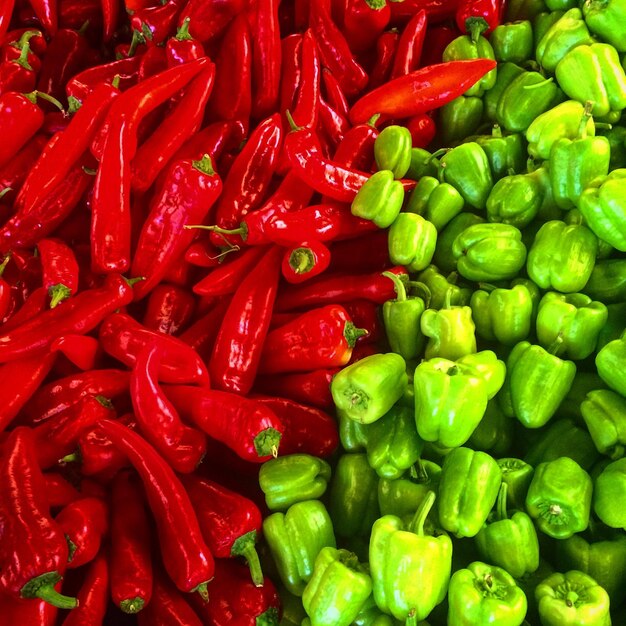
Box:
left=253, top=427, right=282, bottom=458
left=405, top=611, right=418, bottom=626
left=412, top=458, right=430, bottom=484
left=491, top=124, right=503, bottom=138
left=0, top=187, right=11, bottom=201
left=285, top=109, right=302, bottom=132
left=26, top=90, right=64, bottom=112
left=344, top=322, right=368, bottom=348
left=127, top=28, right=144, bottom=57
left=367, top=113, right=381, bottom=128
left=0, top=253, right=10, bottom=276
left=382, top=270, right=408, bottom=302
left=496, top=482, right=509, bottom=521
left=523, top=76, right=554, bottom=90
left=409, top=490, right=436, bottom=536
left=465, top=17, right=489, bottom=43
left=193, top=581, right=209, bottom=603
left=60, top=451, right=80, bottom=464
left=48, top=284, right=72, bottom=309
left=21, top=573, right=78, bottom=609
left=14, top=39, right=33, bottom=70
left=192, top=154, right=215, bottom=175
left=289, top=247, right=316, bottom=275
left=579, top=101, right=595, bottom=139
left=408, top=281, right=431, bottom=308
left=176, top=17, right=193, bottom=40
left=231, top=530, right=264, bottom=587
left=547, top=333, right=564, bottom=356
left=119, top=597, right=145, bottom=614
left=364, top=0, right=387, bottom=9
left=184, top=224, right=246, bottom=239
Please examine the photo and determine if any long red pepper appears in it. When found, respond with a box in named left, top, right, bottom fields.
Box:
left=209, top=245, right=282, bottom=394
left=0, top=273, right=134, bottom=363
left=101, top=0, right=119, bottom=41
left=110, top=470, right=153, bottom=614
left=0, top=286, right=48, bottom=332
left=0, top=427, right=77, bottom=608
left=322, top=68, right=349, bottom=120
left=0, top=134, right=47, bottom=204
left=178, top=0, right=246, bottom=42
left=251, top=0, right=281, bottom=118
left=44, top=473, right=81, bottom=510
left=0, top=0, right=15, bottom=43
left=290, top=28, right=320, bottom=130
left=344, top=0, right=391, bottom=53
left=60, top=550, right=108, bottom=626
left=29, top=0, right=58, bottom=35
left=181, top=474, right=264, bottom=587
left=166, top=120, right=235, bottom=171
left=65, top=56, right=141, bottom=103
left=253, top=368, right=338, bottom=410
left=143, top=284, right=196, bottom=336
left=55, top=497, right=109, bottom=569
left=38, top=238, right=79, bottom=307
left=96, top=419, right=215, bottom=599
left=318, top=95, right=350, bottom=147
left=369, top=30, right=399, bottom=90
left=349, top=58, right=498, bottom=123
left=258, top=170, right=315, bottom=214
left=278, top=34, right=302, bottom=123
left=0, top=593, right=58, bottom=626
left=389, top=0, right=461, bottom=24
left=131, top=343, right=207, bottom=473
left=131, top=155, right=223, bottom=299
left=137, top=573, right=203, bottom=626
left=390, top=8, right=427, bottom=79
left=50, top=335, right=101, bottom=371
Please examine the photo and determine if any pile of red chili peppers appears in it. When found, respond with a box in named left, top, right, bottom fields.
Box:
left=0, top=0, right=500, bottom=623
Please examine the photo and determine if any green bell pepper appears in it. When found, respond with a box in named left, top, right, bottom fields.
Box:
left=526, top=220, right=598, bottom=293
left=583, top=258, right=626, bottom=304
left=546, top=0, right=577, bottom=8
left=416, top=265, right=472, bottom=309
left=471, top=125, right=526, bottom=182
left=302, top=547, right=372, bottom=626
left=259, top=454, right=332, bottom=511
left=352, top=596, right=402, bottom=626
left=485, top=171, right=545, bottom=228
left=387, top=214, right=437, bottom=273
left=351, top=170, right=404, bottom=229
left=476, top=483, right=540, bottom=579
left=596, top=332, right=626, bottom=397
left=533, top=10, right=564, bottom=47
left=338, top=410, right=369, bottom=452
left=440, top=142, right=494, bottom=210
left=377, top=460, right=442, bottom=518
left=525, top=456, right=592, bottom=539
left=497, top=457, right=534, bottom=513
left=557, top=371, right=608, bottom=421
left=535, top=292, right=608, bottom=360
left=438, top=447, right=502, bottom=538
left=526, top=100, right=596, bottom=161
left=365, top=405, right=423, bottom=480
left=500, top=340, right=576, bottom=428
left=279, top=587, right=307, bottom=626
left=448, top=561, right=528, bottom=626
left=506, top=0, right=547, bottom=20
left=598, top=125, right=626, bottom=170
left=420, top=300, right=477, bottom=361
left=433, top=212, right=484, bottom=274
left=548, top=103, right=611, bottom=210
left=452, top=223, right=527, bottom=282
left=594, top=457, right=626, bottom=530
left=535, top=570, right=611, bottom=626
left=406, top=175, right=440, bottom=215
left=470, top=282, right=533, bottom=345
left=331, top=352, right=408, bottom=424
left=597, top=302, right=626, bottom=351
left=468, top=400, right=514, bottom=456
left=582, top=389, right=626, bottom=460
left=407, top=177, right=465, bottom=232
left=583, top=0, right=626, bottom=52
left=578, top=168, right=626, bottom=252
left=374, top=125, right=412, bottom=179
left=263, top=500, right=336, bottom=595
left=370, top=492, right=452, bottom=624
left=484, top=62, right=526, bottom=122
left=328, top=453, right=379, bottom=538
left=405, top=148, right=439, bottom=181
left=438, top=95, right=484, bottom=145
left=491, top=20, right=534, bottom=63
left=556, top=43, right=626, bottom=118
left=535, top=8, right=594, bottom=72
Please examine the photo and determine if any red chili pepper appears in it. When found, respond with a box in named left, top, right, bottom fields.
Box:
left=55, top=497, right=109, bottom=569
left=60, top=549, right=108, bottom=626
left=259, top=170, right=315, bottom=214
left=290, top=28, right=320, bottom=131
left=66, top=56, right=141, bottom=103
left=279, top=33, right=302, bottom=125
left=0, top=134, right=47, bottom=204
left=406, top=112, right=436, bottom=147
left=420, top=23, right=460, bottom=67
left=131, top=1, right=182, bottom=47
left=2, top=28, right=47, bottom=55
left=348, top=58, right=498, bottom=124
left=136, top=43, right=168, bottom=82
left=99, top=312, right=209, bottom=384
left=50, top=335, right=101, bottom=371
left=166, top=385, right=284, bottom=462
left=166, top=18, right=205, bottom=66
left=100, top=0, right=119, bottom=41
left=253, top=368, right=337, bottom=410
left=0, top=427, right=77, bottom=608
left=137, top=572, right=203, bottom=626
left=281, top=240, right=331, bottom=284
left=0, top=593, right=58, bottom=626
left=390, top=8, right=426, bottom=79
left=34, top=394, right=115, bottom=469
left=110, top=470, right=153, bottom=614
left=369, top=30, right=399, bottom=90
left=184, top=238, right=224, bottom=268
left=0, top=0, right=16, bottom=43
left=259, top=304, right=365, bottom=374
left=309, top=0, right=368, bottom=97
left=181, top=474, right=264, bottom=586
left=0, top=274, right=134, bottom=363
left=177, top=297, right=229, bottom=363
left=250, top=0, right=280, bottom=118
left=343, top=299, right=384, bottom=344
left=0, top=31, right=40, bottom=95
left=389, top=0, right=461, bottom=25
left=178, top=0, right=246, bottom=43
left=143, top=284, right=196, bottom=336
left=37, top=238, right=79, bottom=308
left=91, top=57, right=209, bottom=274
left=349, top=341, right=380, bottom=363
left=275, top=266, right=407, bottom=311
left=328, top=116, right=380, bottom=176
left=321, top=68, right=349, bottom=121
left=29, top=0, right=58, bottom=35
left=1, top=286, right=48, bottom=332
left=191, top=558, right=280, bottom=626
left=344, top=0, right=391, bottom=53
left=97, top=418, right=215, bottom=599
left=456, top=0, right=503, bottom=34
left=58, top=0, right=103, bottom=34
left=209, top=245, right=282, bottom=394
left=44, top=473, right=81, bottom=510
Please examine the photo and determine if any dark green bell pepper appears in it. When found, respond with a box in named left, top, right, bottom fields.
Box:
left=352, top=596, right=402, bottom=626
left=583, top=0, right=626, bottom=52
left=405, top=148, right=439, bottom=180
left=596, top=332, right=626, bottom=397
left=433, top=212, right=484, bottom=274
left=593, top=457, right=626, bottom=530
left=338, top=410, right=369, bottom=452
left=598, top=125, right=626, bottom=170
left=263, top=500, right=336, bottom=595
left=438, top=447, right=502, bottom=538
left=416, top=265, right=472, bottom=309
left=351, top=170, right=404, bottom=229
left=387, top=214, right=437, bottom=273
left=468, top=400, right=514, bottom=456
left=484, top=62, right=526, bottom=122
left=497, top=457, right=534, bottom=511
left=374, top=125, right=412, bottom=179
left=420, top=300, right=477, bottom=361
left=582, top=389, right=626, bottom=460
left=491, top=20, right=534, bottom=63
left=596, top=303, right=626, bottom=351
left=485, top=171, right=545, bottom=228
left=525, top=456, right=592, bottom=539
left=471, top=126, right=526, bottom=182
left=438, top=95, right=484, bottom=146
left=583, top=258, right=626, bottom=304
left=506, top=0, right=547, bottom=20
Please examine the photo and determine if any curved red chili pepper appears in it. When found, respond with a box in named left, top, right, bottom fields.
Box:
left=369, top=30, right=399, bottom=90
left=259, top=170, right=315, bottom=214
left=29, top=0, right=58, bottom=35
left=344, top=299, right=385, bottom=344
left=97, top=418, right=215, bottom=599
left=178, top=0, right=247, bottom=43
left=278, top=34, right=302, bottom=124
left=344, top=0, right=391, bottom=53
left=420, top=23, right=460, bottom=67
left=137, top=572, right=202, bottom=626
left=0, top=286, right=48, bottom=333
left=55, top=497, right=109, bottom=569
left=318, top=95, right=350, bottom=147
left=44, top=473, right=81, bottom=510
left=0, top=0, right=16, bottom=43
left=389, top=0, right=461, bottom=25
left=100, top=0, right=119, bottom=41
left=253, top=368, right=338, bottom=410
left=348, top=58, right=498, bottom=124
left=291, top=29, right=320, bottom=130
left=0, top=134, right=47, bottom=205
left=455, top=0, right=504, bottom=34
left=281, top=240, right=331, bottom=284
left=50, top=335, right=101, bottom=371
left=110, top=470, right=153, bottom=615
left=406, top=112, right=436, bottom=148
left=130, top=1, right=182, bottom=47
left=37, top=238, right=79, bottom=307
left=143, top=284, right=196, bottom=336
left=390, top=8, right=427, bottom=79
left=322, top=68, right=349, bottom=120
left=181, top=474, right=264, bottom=586
left=66, top=56, right=141, bottom=103
left=0, top=593, right=57, bottom=626
left=166, top=18, right=205, bottom=66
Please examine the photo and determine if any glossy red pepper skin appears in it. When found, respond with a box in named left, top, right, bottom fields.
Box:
left=143, top=284, right=195, bottom=336
left=0, top=34, right=39, bottom=95
left=390, top=8, right=427, bottom=78
left=110, top=470, right=153, bottom=614
left=420, top=24, right=459, bottom=67
left=406, top=112, right=436, bottom=148
left=37, top=238, right=79, bottom=303
left=131, top=343, right=206, bottom=474
left=328, top=229, right=390, bottom=274
left=97, top=419, right=215, bottom=598
left=456, top=0, right=503, bottom=34
left=137, top=573, right=203, bottom=626
left=279, top=34, right=303, bottom=124
left=55, top=497, right=109, bottom=569
left=389, top=0, right=461, bottom=24
left=65, top=56, right=141, bottom=103
left=101, top=0, right=119, bottom=41
left=131, top=2, right=182, bottom=47
left=0, top=427, right=76, bottom=608
left=0, top=0, right=16, bottom=43
left=369, top=30, right=399, bottom=90
left=165, top=386, right=284, bottom=462
left=253, top=368, right=337, bottom=410
left=60, top=550, right=108, bottom=626
left=168, top=120, right=235, bottom=173
left=0, top=286, right=48, bottom=333
left=29, top=0, right=58, bottom=35
left=350, top=57, right=498, bottom=123
left=318, top=96, right=350, bottom=147
left=344, top=0, right=391, bottom=53
left=50, top=335, right=100, bottom=371
left=44, top=473, right=81, bottom=510
left=176, top=298, right=229, bottom=364
left=0, top=134, right=47, bottom=204
left=261, top=170, right=315, bottom=214
left=290, top=28, right=321, bottom=130
left=344, top=299, right=384, bottom=344
left=178, top=0, right=246, bottom=43
left=322, top=68, right=349, bottom=120
left=281, top=240, right=331, bottom=284
left=184, top=238, right=224, bottom=268
left=181, top=474, right=264, bottom=586
left=0, top=593, right=57, bottom=626
left=166, top=18, right=205, bottom=66
left=209, top=246, right=282, bottom=395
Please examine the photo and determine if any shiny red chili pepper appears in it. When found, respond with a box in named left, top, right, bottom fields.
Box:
left=143, top=284, right=195, bottom=336
left=369, top=30, right=399, bottom=90
left=276, top=266, right=407, bottom=311
left=253, top=368, right=338, bottom=410
left=309, top=0, right=368, bottom=97
left=281, top=240, right=331, bottom=284
left=177, top=297, right=229, bottom=363
left=344, top=299, right=384, bottom=344
left=390, top=8, right=426, bottom=78
left=259, top=170, right=315, bottom=214
left=349, top=341, right=380, bottom=363
left=406, top=112, right=436, bottom=147
left=50, top=335, right=101, bottom=371
left=420, top=23, right=460, bottom=67
left=318, top=95, right=350, bottom=147
left=1, top=286, right=48, bottom=332
left=329, top=115, right=380, bottom=174
left=65, top=56, right=141, bottom=102
left=131, top=1, right=182, bottom=47
left=184, top=237, right=225, bottom=268
left=60, top=550, right=108, bottom=626
left=0, top=427, right=77, bottom=608
left=44, top=473, right=81, bottom=510
left=58, top=0, right=103, bottom=34
left=0, top=0, right=16, bottom=43
left=166, top=385, right=284, bottom=462
left=166, top=18, right=205, bottom=66
left=91, top=57, right=209, bottom=274
left=0, top=31, right=40, bottom=95
left=110, top=469, right=153, bottom=615
left=136, top=43, right=168, bottom=82
left=209, top=245, right=282, bottom=394
left=29, top=0, right=58, bottom=35
left=344, top=0, right=391, bottom=53
left=2, top=28, right=47, bottom=55
left=290, top=28, right=320, bottom=130
left=99, top=312, right=209, bottom=385
left=389, top=0, right=461, bottom=25
left=456, top=0, right=504, bottom=34
left=178, top=0, right=246, bottom=43
left=0, top=134, right=47, bottom=204
left=321, top=68, right=349, bottom=120
left=0, top=592, right=58, bottom=626
left=349, top=58, right=498, bottom=123
left=97, top=418, right=215, bottom=599
left=279, top=34, right=302, bottom=124
left=167, top=120, right=235, bottom=173
left=100, top=0, right=119, bottom=41
left=137, top=573, right=202, bottom=626
left=181, top=474, right=264, bottom=586
left=37, top=238, right=79, bottom=308
left=55, top=497, right=109, bottom=569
